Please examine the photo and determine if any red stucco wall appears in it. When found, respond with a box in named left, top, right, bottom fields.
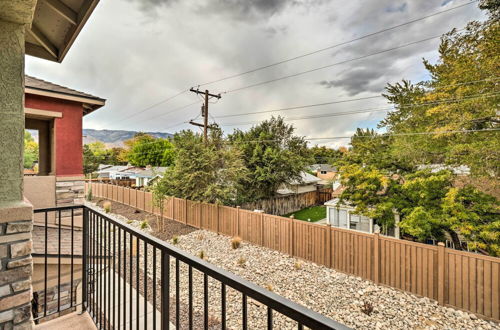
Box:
left=25, top=94, right=83, bottom=177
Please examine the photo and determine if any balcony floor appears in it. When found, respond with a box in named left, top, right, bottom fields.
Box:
left=35, top=311, right=96, bottom=330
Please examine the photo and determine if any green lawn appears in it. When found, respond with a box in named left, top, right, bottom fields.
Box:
left=283, top=206, right=326, bottom=222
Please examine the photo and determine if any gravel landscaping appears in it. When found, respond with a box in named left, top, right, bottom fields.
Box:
left=86, top=201, right=500, bottom=330
left=160, top=230, right=500, bottom=330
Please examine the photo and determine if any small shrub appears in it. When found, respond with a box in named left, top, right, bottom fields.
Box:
left=231, top=237, right=242, bottom=249
left=361, top=301, right=374, bottom=316
left=86, top=188, right=93, bottom=202
left=237, top=256, right=246, bottom=267
left=197, top=233, right=205, bottom=241
left=172, top=235, right=179, bottom=245
left=140, top=220, right=149, bottom=230
left=103, top=201, right=112, bottom=213
left=198, top=250, right=206, bottom=259
left=264, top=283, right=273, bottom=292
left=126, top=220, right=133, bottom=225
left=294, top=262, right=302, bottom=270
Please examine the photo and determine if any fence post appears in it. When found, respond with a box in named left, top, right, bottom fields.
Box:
left=326, top=224, right=332, bottom=268
left=260, top=211, right=264, bottom=246
left=199, top=201, right=202, bottom=229
left=216, top=204, right=220, bottom=234
left=236, top=206, right=240, bottom=237
left=437, top=242, right=446, bottom=305
left=374, top=233, right=380, bottom=284
left=172, top=197, right=176, bottom=221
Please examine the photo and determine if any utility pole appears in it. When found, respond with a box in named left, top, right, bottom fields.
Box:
left=189, top=88, right=221, bottom=143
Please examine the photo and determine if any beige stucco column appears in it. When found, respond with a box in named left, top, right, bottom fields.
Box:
left=0, top=2, right=38, bottom=329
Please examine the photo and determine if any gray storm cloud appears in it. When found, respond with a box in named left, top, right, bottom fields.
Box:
left=26, top=0, right=485, bottom=147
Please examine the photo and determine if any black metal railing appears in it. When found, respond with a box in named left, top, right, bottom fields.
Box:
left=33, top=205, right=83, bottom=322
left=34, top=205, right=349, bottom=329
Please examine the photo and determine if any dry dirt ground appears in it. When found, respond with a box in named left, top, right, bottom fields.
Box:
left=93, top=198, right=196, bottom=241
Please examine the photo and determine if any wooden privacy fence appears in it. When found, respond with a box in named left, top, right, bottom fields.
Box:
left=86, top=182, right=500, bottom=321
left=241, top=188, right=334, bottom=215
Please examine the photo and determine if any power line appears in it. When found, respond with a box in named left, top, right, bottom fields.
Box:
left=218, top=92, right=500, bottom=126
left=143, top=101, right=201, bottom=122
left=94, top=127, right=499, bottom=149
left=119, top=89, right=189, bottom=123
left=195, top=1, right=478, bottom=87
left=215, top=76, right=500, bottom=119
left=222, top=32, right=458, bottom=94
left=109, top=1, right=477, bottom=127
left=227, top=128, right=500, bottom=144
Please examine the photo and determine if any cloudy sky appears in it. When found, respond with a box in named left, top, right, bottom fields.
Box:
left=26, top=0, right=485, bottom=147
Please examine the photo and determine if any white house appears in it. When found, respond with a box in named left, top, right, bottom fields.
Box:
left=96, top=165, right=143, bottom=180
left=324, top=198, right=400, bottom=238
left=277, top=171, right=321, bottom=195
left=134, top=166, right=168, bottom=187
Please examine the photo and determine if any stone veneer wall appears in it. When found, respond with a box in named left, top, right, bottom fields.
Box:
left=33, top=280, right=81, bottom=324
left=0, top=204, right=34, bottom=330
left=56, top=178, right=85, bottom=207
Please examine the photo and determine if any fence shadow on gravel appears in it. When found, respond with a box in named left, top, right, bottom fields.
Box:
left=86, top=182, right=500, bottom=322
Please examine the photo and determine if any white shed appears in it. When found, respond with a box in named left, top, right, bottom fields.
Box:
left=324, top=198, right=399, bottom=238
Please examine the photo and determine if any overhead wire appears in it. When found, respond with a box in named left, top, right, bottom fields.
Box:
left=217, top=92, right=500, bottom=126
left=110, top=1, right=478, bottom=127
left=214, top=77, right=500, bottom=119
left=226, top=128, right=500, bottom=144
left=221, top=32, right=459, bottom=94
left=195, top=0, right=478, bottom=87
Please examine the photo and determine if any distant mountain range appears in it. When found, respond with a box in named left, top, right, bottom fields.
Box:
left=83, top=129, right=173, bottom=148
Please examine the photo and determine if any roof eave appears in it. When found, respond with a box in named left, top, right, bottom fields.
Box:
left=25, top=0, right=101, bottom=63
left=25, top=86, right=106, bottom=115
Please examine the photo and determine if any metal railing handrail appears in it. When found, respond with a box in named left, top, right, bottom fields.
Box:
left=34, top=204, right=349, bottom=329
left=86, top=205, right=349, bottom=329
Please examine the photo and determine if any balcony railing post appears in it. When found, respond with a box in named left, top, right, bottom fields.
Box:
left=161, top=249, right=170, bottom=330
left=82, top=206, right=88, bottom=312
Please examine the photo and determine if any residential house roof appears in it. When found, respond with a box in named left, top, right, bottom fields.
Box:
left=97, top=165, right=131, bottom=173
left=25, top=75, right=105, bottom=114
left=24, top=0, right=100, bottom=63
left=289, top=171, right=322, bottom=185
left=309, top=164, right=337, bottom=172
left=136, top=167, right=168, bottom=178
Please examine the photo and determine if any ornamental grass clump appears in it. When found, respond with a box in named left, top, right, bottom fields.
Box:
left=198, top=250, right=206, bottom=259
left=264, top=283, right=274, bottom=292
left=103, top=201, right=112, bottom=213
left=237, top=256, right=246, bottom=267
left=361, top=301, right=374, bottom=316
left=231, top=236, right=242, bottom=249
left=172, top=235, right=179, bottom=245
left=140, top=220, right=149, bottom=230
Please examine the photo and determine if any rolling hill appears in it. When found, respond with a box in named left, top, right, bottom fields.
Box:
left=83, top=129, right=173, bottom=148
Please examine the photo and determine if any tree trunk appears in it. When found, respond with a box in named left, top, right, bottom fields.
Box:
left=447, top=229, right=463, bottom=251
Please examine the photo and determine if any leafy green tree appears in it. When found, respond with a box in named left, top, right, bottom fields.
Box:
left=309, top=145, right=343, bottom=165
left=380, top=5, right=500, bottom=177
left=153, top=128, right=248, bottom=205
left=341, top=128, right=413, bottom=172
left=24, top=131, right=38, bottom=169
left=123, top=133, right=175, bottom=167
left=83, top=142, right=108, bottom=174
left=339, top=165, right=500, bottom=256
left=229, top=116, right=312, bottom=202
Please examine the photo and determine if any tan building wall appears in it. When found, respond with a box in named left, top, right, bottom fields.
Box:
left=316, top=171, right=337, bottom=181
